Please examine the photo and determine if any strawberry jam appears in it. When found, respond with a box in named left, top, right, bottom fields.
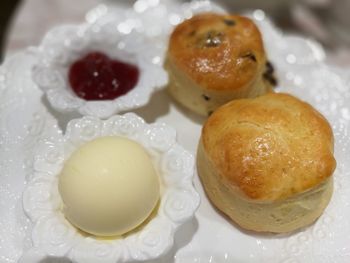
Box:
left=69, top=52, right=139, bottom=100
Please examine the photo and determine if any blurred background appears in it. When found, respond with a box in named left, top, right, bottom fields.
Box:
left=1, top=0, right=350, bottom=66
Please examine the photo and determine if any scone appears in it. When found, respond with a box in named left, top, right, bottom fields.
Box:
left=197, top=93, right=336, bottom=233
left=164, top=13, right=276, bottom=116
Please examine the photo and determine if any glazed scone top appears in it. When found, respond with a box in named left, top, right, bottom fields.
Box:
left=202, top=93, right=336, bottom=201
left=168, top=13, right=266, bottom=91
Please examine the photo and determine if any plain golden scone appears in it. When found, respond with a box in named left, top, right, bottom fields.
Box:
left=164, top=13, right=276, bottom=116
left=197, top=93, right=336, bottom=233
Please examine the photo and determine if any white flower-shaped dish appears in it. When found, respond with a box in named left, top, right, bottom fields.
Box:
left=32, top=13, right=168, bottom=118
left=21, top=113, right=200, bottom=262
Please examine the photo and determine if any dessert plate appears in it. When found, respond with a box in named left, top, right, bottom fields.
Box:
left=0, top=1, right=350, bottom=262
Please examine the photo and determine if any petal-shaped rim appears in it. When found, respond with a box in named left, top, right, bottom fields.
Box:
left=32, top=9, right=168, bottom=119
left=23, top=112, right=200, bottom=262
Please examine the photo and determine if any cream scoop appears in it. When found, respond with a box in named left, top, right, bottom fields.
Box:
left=58, top=136, right=160, bottom=236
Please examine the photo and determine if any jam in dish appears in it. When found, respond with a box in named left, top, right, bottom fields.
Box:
left=69, top=52, right=139, bottom=100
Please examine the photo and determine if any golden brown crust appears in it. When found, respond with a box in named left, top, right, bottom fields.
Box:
left=167, top=13, right=266, bottom=91
left=201, top=93, right=336, bottom=201
left=197, top=137, right=334, bottom=233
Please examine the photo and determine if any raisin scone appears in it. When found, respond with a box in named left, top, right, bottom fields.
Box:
left=165, top=13, right=276, bottom=116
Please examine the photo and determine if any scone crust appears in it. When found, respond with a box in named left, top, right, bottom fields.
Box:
left=167, top=13, right=266, bottom=91
left=202, top=93, right=336, bottom=201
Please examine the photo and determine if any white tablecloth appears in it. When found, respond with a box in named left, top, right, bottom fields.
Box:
left=4, top=0, right=350, bottom=67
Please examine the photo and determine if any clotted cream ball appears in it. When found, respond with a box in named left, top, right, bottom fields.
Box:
left=58, top=136, right=160, bottom=236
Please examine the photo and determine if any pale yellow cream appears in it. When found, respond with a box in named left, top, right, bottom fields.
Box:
left=58, top=136, right=160, bottom=236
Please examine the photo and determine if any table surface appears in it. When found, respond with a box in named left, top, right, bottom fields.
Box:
left=4, top=0, right=350, bottom=67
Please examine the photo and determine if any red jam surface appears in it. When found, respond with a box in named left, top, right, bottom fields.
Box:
left=68, top=52, right=139, bottom=100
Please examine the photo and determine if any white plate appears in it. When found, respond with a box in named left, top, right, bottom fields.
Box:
left=1, top=1, right=350, bottom=262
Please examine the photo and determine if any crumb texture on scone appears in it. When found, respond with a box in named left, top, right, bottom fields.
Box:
left=167, top=13, right=266, bottom=91
left=202, top=93, right=336, bottom=201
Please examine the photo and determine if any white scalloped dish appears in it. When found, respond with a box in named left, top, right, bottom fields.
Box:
left=21, top=113, right=199, bottom=262
left=1, top=1, right=350, bottom=263
left=32, top=18, right=168, bottom=118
